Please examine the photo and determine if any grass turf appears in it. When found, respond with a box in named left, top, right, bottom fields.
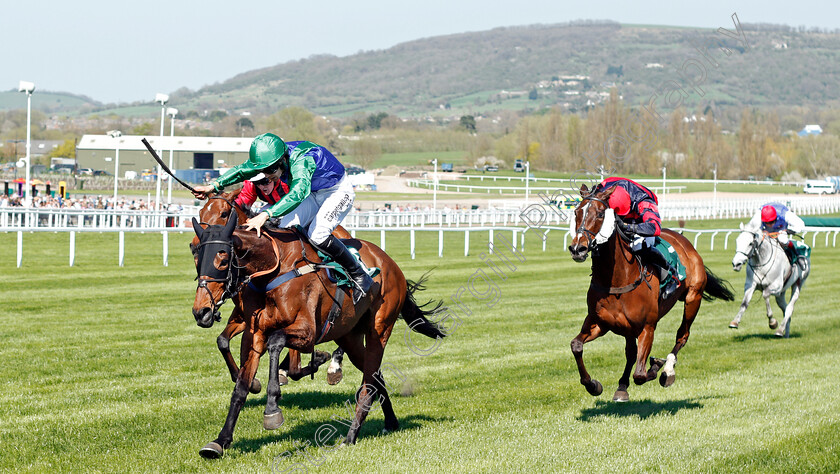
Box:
left=0, top=222, right=838, bottom=473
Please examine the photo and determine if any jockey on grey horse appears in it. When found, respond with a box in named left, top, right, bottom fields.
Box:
left=730, top=203, right=811, bottom=337
left=747, top=202, right=810, bottom=271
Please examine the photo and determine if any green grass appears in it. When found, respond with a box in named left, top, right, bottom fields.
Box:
left=1, top=222, right=839, bottom=473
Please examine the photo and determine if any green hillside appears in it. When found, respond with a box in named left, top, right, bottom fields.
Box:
left=174, top=21, right=840, bottom=118
left=4, top=21, right=840, bottom=120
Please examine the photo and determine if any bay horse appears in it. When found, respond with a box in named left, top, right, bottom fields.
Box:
left=729, top=224, right=810, bottom=338
left=191, top=213, right=445, bottom=458
left=567, top=184, right=734, bottom=401
left=196, top=189, right=352, bottom=391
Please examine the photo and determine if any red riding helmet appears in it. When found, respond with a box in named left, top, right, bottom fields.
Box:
left=760, top=205, right=777, bottom=223
left=608, top=186, right=632, bottom=216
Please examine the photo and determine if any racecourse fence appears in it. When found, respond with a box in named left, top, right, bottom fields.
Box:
left=5, top=224, right=839, bottom=268
left=3, top=194, right=839, bottom=232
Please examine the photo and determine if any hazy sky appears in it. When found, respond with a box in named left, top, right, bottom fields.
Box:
left=2, top=0, right=837, bottom=104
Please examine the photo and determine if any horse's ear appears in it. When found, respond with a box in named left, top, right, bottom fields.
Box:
left=580, top=184, right=589, bottom=196
left=739, top=222, right=744, bottom=230
left=192, top=218, right=203, bottom=239
left=224, top=212, right=238, bottom=236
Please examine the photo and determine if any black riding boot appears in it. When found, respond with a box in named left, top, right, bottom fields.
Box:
left=318, top=235, right=373, bottom=304
left=639, top=246, right=679, bottom=300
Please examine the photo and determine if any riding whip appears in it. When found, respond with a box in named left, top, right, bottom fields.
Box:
left=141, top=137, right=197, bottom=193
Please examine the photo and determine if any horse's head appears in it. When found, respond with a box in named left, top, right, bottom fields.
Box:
left=191, top=212, right=239, bottom=328
left=199, top=190, right=246, bottom=226
left=732, top=222, right=760, bottom=272
left=568, top=184, right=616, bottom=262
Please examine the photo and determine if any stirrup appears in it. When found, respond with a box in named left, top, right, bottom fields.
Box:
left=350, top=273, right=372, bottom=304
left=661, top=278, right=678, bottom=300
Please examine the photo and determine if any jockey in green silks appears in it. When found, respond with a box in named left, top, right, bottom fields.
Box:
left=192, top=133, right=372, bottom=303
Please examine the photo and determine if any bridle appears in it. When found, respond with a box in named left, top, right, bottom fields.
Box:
left=194, top=235, right=245, bottom=322
left=736, top=231, right=775, bottom=271
left=574, top=194, right=607, bottom=251
left=574, top=193, right=648, bottom=294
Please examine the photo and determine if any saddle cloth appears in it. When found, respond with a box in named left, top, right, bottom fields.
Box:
left=317, top=244, right=380, bottom=286
left=653, top=237, right=686, bottom=291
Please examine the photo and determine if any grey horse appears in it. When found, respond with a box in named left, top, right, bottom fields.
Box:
left=730, top=223, right=810, bottom=338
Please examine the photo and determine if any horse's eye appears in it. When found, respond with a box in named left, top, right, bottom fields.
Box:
left=214, top=251, right=229, bottom=270
left=597, top=211, right=605, bottom=218
left=221, top=210, right=230, bottom=218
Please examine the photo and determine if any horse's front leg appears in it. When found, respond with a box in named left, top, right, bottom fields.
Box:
left=571, top=314, right=606, bottom=396
left=763, top=288, right=778, bottom=330
left=730, top=279, right=758, bottom=329
left=284, top=349, right=332, bottom=381
left=217, top=313, right=262, bottom=394
left=264, top=331, right=286, bottom=430
left=613, top=337, right=637, bottom=402
left=327, top=347, right=345, bottom=385
left=775, top=284, right=801, bottom=338
left=275, top=349, right=299, bottom=386
left=633, top=325, right=658, bottom=386
left=199, top=333, right=265, bottom=459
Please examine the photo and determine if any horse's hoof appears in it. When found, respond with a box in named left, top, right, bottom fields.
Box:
left=199, top=442, right=224, bottom=459
left=263, top=411, right=284, bottom=430
left=585, top=380, right=603, bottom=396
left=774, top=329, right=785, bottom=338
left=612, top=390, right=629, bottom=402
left=249, top=378, right=262, bottom=394
left=278, top=372, right=288, bottom=386
left=769, top=318, right=779, bottom=330
left=659, top=371, right=675, bottom=387
left=649, top=357, right=665, bottom=372
left=314, top=350, right=332, bottom=366
left=382, top=421, right=399, bottom=434
left=729, top=321, right=739, bottom=329
left=327, top=368, right=343, bottom=385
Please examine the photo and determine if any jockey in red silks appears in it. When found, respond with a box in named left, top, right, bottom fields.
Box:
left=593, top=177, right=679, bottom=299
left=749, top=202, right=809, bottom=269
left=234, top=173, right=290, bottom=214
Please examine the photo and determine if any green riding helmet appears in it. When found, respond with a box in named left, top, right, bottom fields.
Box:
left=249, top=133, right=288, bottom=172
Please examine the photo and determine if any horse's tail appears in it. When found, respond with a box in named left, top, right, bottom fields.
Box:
left=702, top=266, right=735, bottom=302
left=401, top=271, right=447, bottom=339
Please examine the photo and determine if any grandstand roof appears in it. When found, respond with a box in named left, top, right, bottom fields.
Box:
left=77, top=135, right=252, bottom=153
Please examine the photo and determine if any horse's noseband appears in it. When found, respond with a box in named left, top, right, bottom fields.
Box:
left=195, top=236, right=242, bottom=317
left=574, top=194, right=609, bottom=251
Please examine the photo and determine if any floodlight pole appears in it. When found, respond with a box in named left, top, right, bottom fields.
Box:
left=154, top=93, right=169, bottom=226
left=19, top=84, right=34, bottom=206
left=166, top=108, right=178, bottom=204
left=713, top=164, right=718, bottom=218
left=661, top=166, right=667, bottom=194
left=432, top=159, right=438, bottom=211
left=525, top=161, right=530, bottom=206
left=108, top=130, right=122, bottom=203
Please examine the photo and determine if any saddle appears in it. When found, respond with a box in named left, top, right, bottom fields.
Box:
left=652, top=237, right=686, bottom=292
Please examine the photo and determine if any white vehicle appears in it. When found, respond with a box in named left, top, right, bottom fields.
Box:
left=803, top=179, right=835, bottom=195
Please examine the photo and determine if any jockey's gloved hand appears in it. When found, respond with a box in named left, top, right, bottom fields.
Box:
left=616, top=219, right=634, bottom=234
left=777, top=230, right=789, bottom=245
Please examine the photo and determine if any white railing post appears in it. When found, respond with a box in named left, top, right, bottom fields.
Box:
left=464, top=230, right=470, bottom=257
left=119, top=231, right=125, bottom=267
left=489, top=229, right=494, bottom=254
left=16, top=231, right=23, bottom=268
left=438, top=230, right=444, bottom=257
left=162, top=231, right=169, bottom=267
left=380, top=230, right=386, bottom=251
left=69, top=231, right=75, bottom=267
left=410, top=229, right=416, bottom=260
